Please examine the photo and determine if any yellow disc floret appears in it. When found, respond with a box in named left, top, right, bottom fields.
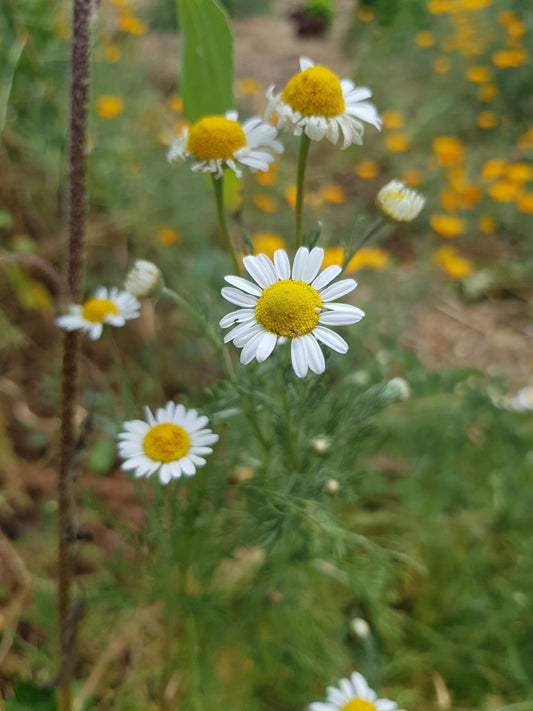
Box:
left=81, top=298, right=119, bottom=323
left=255, top=280, right=322, bottom=337
left=340, top=700, right=377, bottom=711
left=282, top=66, right=345, bottom=118
left=143, top=423, right=190, bottom=463
left=187, top=116, right=247, bottom=160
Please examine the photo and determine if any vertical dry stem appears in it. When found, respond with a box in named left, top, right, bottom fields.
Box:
left=58, top=1, right=92, bottom=709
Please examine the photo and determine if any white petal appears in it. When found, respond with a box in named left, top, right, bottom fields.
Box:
left=319, top=307, right=365, bottom=326
left=291, top=247, right=309, bottom=280
left=224, top=275, right=263, bottom=296
left=255, top=332, right=277, bottom=362
left=274, top=249, right=291, bottom=280
left=179, top=457, right=196, bottom=476
left=304, top=335, right=325, bottom=374
left=290, top=337, right=308, bottom=378
left=256, top=253, right=278, bottom=284
left=159, top=463, right=175, bottom=484
left=319, top=278, right=357, bottom=302
left=243, top=255, right=273, bottom=288
left=221, top=286, right=258, bottom=308
left=240, top=330, right=265, bottom=364
left=301, top=247, right=324, bottom=283
left=300, top=56, right=314, bottom=71
left=219, top=309, right=255, bottom=328
left=312, top=264, right=343, bottom=290
left=313, top=325, right=349, bottom=353
left=224, top=320, right=259, bottom=344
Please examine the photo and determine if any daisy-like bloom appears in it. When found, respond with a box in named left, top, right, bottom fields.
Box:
left=167, top=110, right=282, bottom=180
left=124, top=259, right=162, bottom=299
left=376, top=179, right=426, bottom=222
left=220, top=247, right=364, bottom=378
left=118, top=402, right=219, bottom=484
left=56, top=287, right=140, bottom=340
left=310, top=671, right=406, bottom=711
left=265, top=57, right=381, bottom=148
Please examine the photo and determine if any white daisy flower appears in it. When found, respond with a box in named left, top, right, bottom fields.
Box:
left=117, top=402, right=219, bottom=485
left=56, top=286, right=140, bottom=340
left=167, top=110, right=283, bottom=180
left=376, top=180, right=426, bottom=222
left=265, top=56, right=381, bottom=148
left=310, top=671, right=406, bottom=711
left=124, top=259, right=162, bottom=299
left=220, top=246, right=365, bottom=378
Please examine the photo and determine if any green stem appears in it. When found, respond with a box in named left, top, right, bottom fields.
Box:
left=211, top=174, right=240, bottom=274
left=161, top=286, right=236, bottom=381
left=295, top=133, right=311, bottom=250
left=105, top=330, right=134, bottom=419
left=342, top=215, right=385, bottom=271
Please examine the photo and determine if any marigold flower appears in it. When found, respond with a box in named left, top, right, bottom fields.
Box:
left=250, top=233, right=287, bottom=259
left=478, top=83, right=498, bottom=101
left=433, top=57, right=451, bottom=73
left=430, top=214, right=465, bottom=238
left=167, top=94, right=184, bottom=113
left=265, top=56, right=381, bottom=148
left=167, top=110, right=282, bottom=180
left=220, top=247, right=364, bottom=378
left=385, top=134, right=410, bottom=152
left=346, top=247, right=390, bottom=271
left=505, top=163, right=533, bottom=184
left=433, top=136, right=464, bottom=166
left=416, top=30, right=435, bottom=47
left=157, top=226, right=181, bottom=245
left=321, top=184, right=346, bottom=204
left=254, top=161, right=277, bottom=186
left=466, top=66, right=491, bottom=83
left=96, top=95, right=124, bottom=119
left=382, top=111, right=405, bottom=130
left=434, top=246, right=474, bottom=279
left=402, top=169, right=422, bottom=186
left=253, top=194, right=277, bottom=213
left=489, top=181, right=519, bottom=202
left=322, top=247, right=344, bottom=269
left=516, top=193, right=533, bottom=213
left=481, top=159, right=507, bottom=180
left=479, top=215, right=497, bottom=233
left=285, top=184, right=297, bottom=208
left=477, top=112, right=498, bottom=129
left=117, top=14, right=147, bottom=35
left=118, top=403, right=218, bottom=484
left=355, top=161, right=379, bottom=179
left=492, top=49, right=528, bottom=68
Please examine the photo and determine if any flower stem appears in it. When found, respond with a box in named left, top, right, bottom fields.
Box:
left=211, top=174, right=240, bottom=274
left=295, top=133, right=311, bottom=250
left=57, top=2, right=92, bottom=709
left=342, top=215, right=385, bottom=271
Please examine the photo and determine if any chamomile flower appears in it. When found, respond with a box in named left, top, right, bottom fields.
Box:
left=167, top=110, right=283, bottom=179
left=124, top=259, right=162, bottom=298
left=118, top=402, right=219, bottom=484
left=56, top=287, right=140, bottom=340
left=265, top=57, right=381, bottom=148
left=310, top=671, right=406, bottom=711
left=220, top=247, right=364, bottom=378
left=376, top=179, right=426, bottom=222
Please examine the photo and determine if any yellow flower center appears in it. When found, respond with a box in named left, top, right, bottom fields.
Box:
left=143, top=423, right=190, bottom=463
left=341, top=700, right=377, bottom=711
left=81, top=298, right=119, bottom=323
left=255, top=279, right=322, bottom=337
left=282, top=65, right=345, bottom=118
left=186, top=116, right=247, bottom=160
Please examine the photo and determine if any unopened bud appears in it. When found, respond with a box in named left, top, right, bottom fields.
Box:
left=350, top=617, right=370, bottom=638
left=124, top=260, right=162, bottom=298
left=312, top=437, right=329, bottom=455
left=324, top=478, right=339, bottom=495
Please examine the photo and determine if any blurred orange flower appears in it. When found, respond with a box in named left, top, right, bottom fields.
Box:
left=386, top=134, right=410, bottom=152
left=489, top=181, right=519, bottom=202
left=251, top=232, right=287, bottom=257
left=478, top=83, right=498, bottom=101
left=466, top=66, right=491, bottom=83
left=321, top=184, right=346, bottom=204
left=322, top=247, right=344, bottom=269
left=346, top=247, right=390, bottom=272
left=382, top=111, right=405, bottom=129
left=284, top=185, right=297, bottom=209
left=492, top=49, right=528, bottom=68
left=481, top=159, right=507, bottom=180
left=478, top=215, right=497, bottom=233
left=433, top=246, right=474, bottom=279
left=96, top=95, right=124, bottom=119
left=505, top=163, right=533, bottom=184
left=104, top=43, right=121, bottom=63
left=167, top=94, right=184, bottom=113
left=254, top=161, right=277, bottom=186
left=416, top=31, right=435, bottom=47
left=355, top=160, right=379, bottom=179
left=253, top=194, right=277, bottom=213
left=157, top=227, right=181, bottom=245
left=118, top=14, right=148, bottom=35
left=430, top=214, right=465, bottom=238
left=433, top=136, right=464, bottom=167
left=236, top=78, right=261, bottom=96
left=477, top=112, right=498, bottom=129
left=402, top=169, right=422, bottom=186
left=516, top=193, right=533, bottom=214
left=433, top=57, right=451, bottom=73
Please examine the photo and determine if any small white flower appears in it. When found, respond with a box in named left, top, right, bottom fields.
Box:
left=376, top=180, right=426, bottom=222
left=310, top=671, right=405, bottom=711
left=265, top=56, right=381, bottom=148
left=167, top=110, right=283, bottom=179
left=124, top=259, right=162, bottom=298
left=383, top=377, right=411, bottom=402
left=220, top=246, right=365, bottom=378
left=56, top=286, right=140, bottom=340
left=492, top=386, right=533, bottom=412
left=117, top=402, right=219, bottom=485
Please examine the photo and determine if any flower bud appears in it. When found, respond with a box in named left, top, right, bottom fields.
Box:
left=124, top=260, right=162, bottom=298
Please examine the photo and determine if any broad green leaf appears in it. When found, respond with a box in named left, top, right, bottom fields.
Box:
left=176, top=0, right=234, bottom=122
